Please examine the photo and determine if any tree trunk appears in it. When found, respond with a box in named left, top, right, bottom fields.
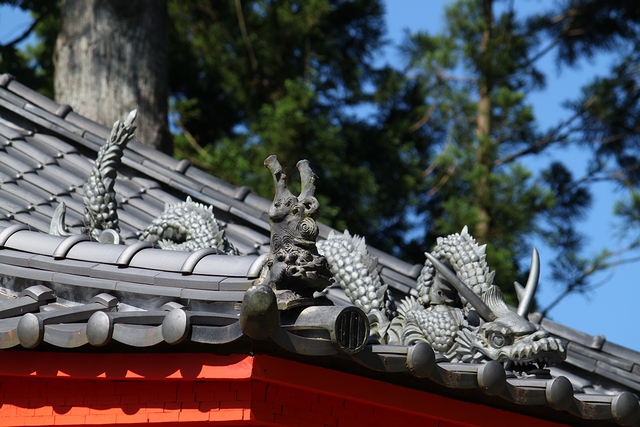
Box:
left=474, top=0, right=493, bottom=242
left=54, top=0, right=171, bottom=153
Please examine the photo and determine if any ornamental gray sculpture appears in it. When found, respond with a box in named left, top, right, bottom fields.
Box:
left=257, top=155, right=333, bottom=297
left=82, top=109, right=137, bottom=243
left=51, top=110, right=235, bottom=253
left=317, top=227, right=566, bottom=369
left=139, top=196, right=238, bottom=254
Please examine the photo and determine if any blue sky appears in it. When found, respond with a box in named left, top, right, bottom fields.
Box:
left=0, top=2, right=638, bottom=351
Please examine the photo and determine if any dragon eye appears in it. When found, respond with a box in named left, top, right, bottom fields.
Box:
left=489, top=332, right=506, bottom=348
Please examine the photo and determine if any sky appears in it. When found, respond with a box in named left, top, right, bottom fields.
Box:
left=0, top=2, right=638, bottom=352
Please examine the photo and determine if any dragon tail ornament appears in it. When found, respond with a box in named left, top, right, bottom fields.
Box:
left=52, top=110, right=236, bottom=253
left=82, top=110, right=137, bottom=243
left=317, top=230, right=396, bottom=341
left=319, top=227, right=566, bottom=371
left=139, top=196, right=238, bottom=254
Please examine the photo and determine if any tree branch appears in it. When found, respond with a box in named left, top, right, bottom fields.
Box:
left=405, top=104, right=437, bottom=135
left=174, top=117, right=213, bottom=163
left=235, top=0, right=258, bottom=72
left=540, top=239, right=640, bottom=317
left=494, top=96, right=595, bottom=166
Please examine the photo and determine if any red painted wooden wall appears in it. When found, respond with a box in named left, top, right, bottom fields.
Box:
left=0, top=351, right=567, bottom=426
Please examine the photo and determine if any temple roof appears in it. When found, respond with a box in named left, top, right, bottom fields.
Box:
left=0, top=73, right=639, bottom=426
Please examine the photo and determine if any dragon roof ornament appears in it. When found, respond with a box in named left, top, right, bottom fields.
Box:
left=81, top=109, right=137, bottom=243
left=50, top=111, right=236, bottom=253
left=318, top=228, right=567, bottom=371
left=49, top=112, right=563, bottom=370
left=255, top=155, right=333, bottom=298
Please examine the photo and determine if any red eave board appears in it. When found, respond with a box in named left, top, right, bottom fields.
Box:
left=0, top=351, right=567, bottom=427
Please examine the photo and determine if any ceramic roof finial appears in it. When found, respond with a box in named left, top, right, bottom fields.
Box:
left=82, top=110, right=137, bottom=242
left=259, top=155, right=333, bottom=299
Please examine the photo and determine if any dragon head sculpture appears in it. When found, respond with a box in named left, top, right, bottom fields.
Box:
left=320, top=227, right=566, bottom=372
left=259, top=155, right=333, bottom=297
left=424, top=250, right=566, bottom=369
left=456, top=285, right=566, bottom=367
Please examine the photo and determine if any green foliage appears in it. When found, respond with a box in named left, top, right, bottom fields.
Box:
left=169, top=0, right=436, bottom=249
left=0, top=0, right=57, bottom=97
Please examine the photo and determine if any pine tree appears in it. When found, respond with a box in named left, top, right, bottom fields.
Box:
left=168, top=0, right=436, bottom=248
left=399, top=0, right=640, bottom=307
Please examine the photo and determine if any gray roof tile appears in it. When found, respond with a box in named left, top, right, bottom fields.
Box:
left=54, top=152, right=93, bottom=177
left=2, top=229, right=60, bottom=255
left=5, top=79, right=58, bottom=112
left=371, top=245, right=422, bottom=279
left=184, top=166, right=238, bottom=198
left=29, top=255, right=97, bottom=276
left=55, top=195, right=84, bottom=214
left=124, top=196, right=165, bottom=218
left=126, top=248, right=190, bottom=272
left=13, top=211, right=52, bottom=232
left=565, top=351, right=598, bottom=373
left=0, top=168, right=15, bottom=184
left=219, top=277, right=253, bottom=292
left=52, top=272, right=117, bottom=291
left=9, top=138, right=57, bottom=166
left=36, top=163, right=86, bottom=189
left=594, top=364, right=640, bottom=391
left=144, top=187, right=182, bottom=206
left=189, top=254, right=257, bottom=277
left=242, top=192, right=271, bottom=214
left=179, top=289, right=244, bottom=302
left=0, top=121, right=26, bottom=140
left=90, top=264, right=158, bottom=285
left=602, top=341, right=640, bottom=366
left=569, top=342, right=634, bottom=372
left=228, top=205, right=270, bottom=230
left=4, top=144, right=47, bottom=169
left=117, top=204, right=156, bottom=231
left=380, top=266, right=420, bottom=292
left=0, top=248, right=36, bottom=267
left=0, top=86, right=27, bottom=109
left=225, top=223, right=270, bottom=246
left=115, top=281, right=181, bottom=298
left=27, top=133, right=78, bottom=156
left=23, top=169, right=74, bottom=196
left=2, top=74, right=640, bottom=427
left=0, top=262, right=55, bottom=283
left=0, top=190, right=33, bottom=213
left=113, top=178, right=146, bottom=200
left=0, top=149, right=33, bottom=174
left=153, top=272, right=221, bottom=290
left=64, top=111, right=109, bottom=139
left=12, top=180, right=57, bottom=204
left=0, top=185, right=42, bottom=211
left=64, top=241, right=128, bottom=264
left=31, top=204, right=59, bottom=222
left=541, top=318, right=606, bottom=350
left=22, top=102, right=84, bottom=136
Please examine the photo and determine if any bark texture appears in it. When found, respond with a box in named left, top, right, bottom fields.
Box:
left=54, top=0, right=171, bottom=153
left=473, top=0, right=493, bottom=243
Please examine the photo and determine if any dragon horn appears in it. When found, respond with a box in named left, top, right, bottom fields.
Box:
left=516, top=247, right=540, bottom=318
left=424, top=252, right=497, bottom=321
left=264, top=155, right=295, bottom=201
left=296, top=159, right=317, bottom=200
